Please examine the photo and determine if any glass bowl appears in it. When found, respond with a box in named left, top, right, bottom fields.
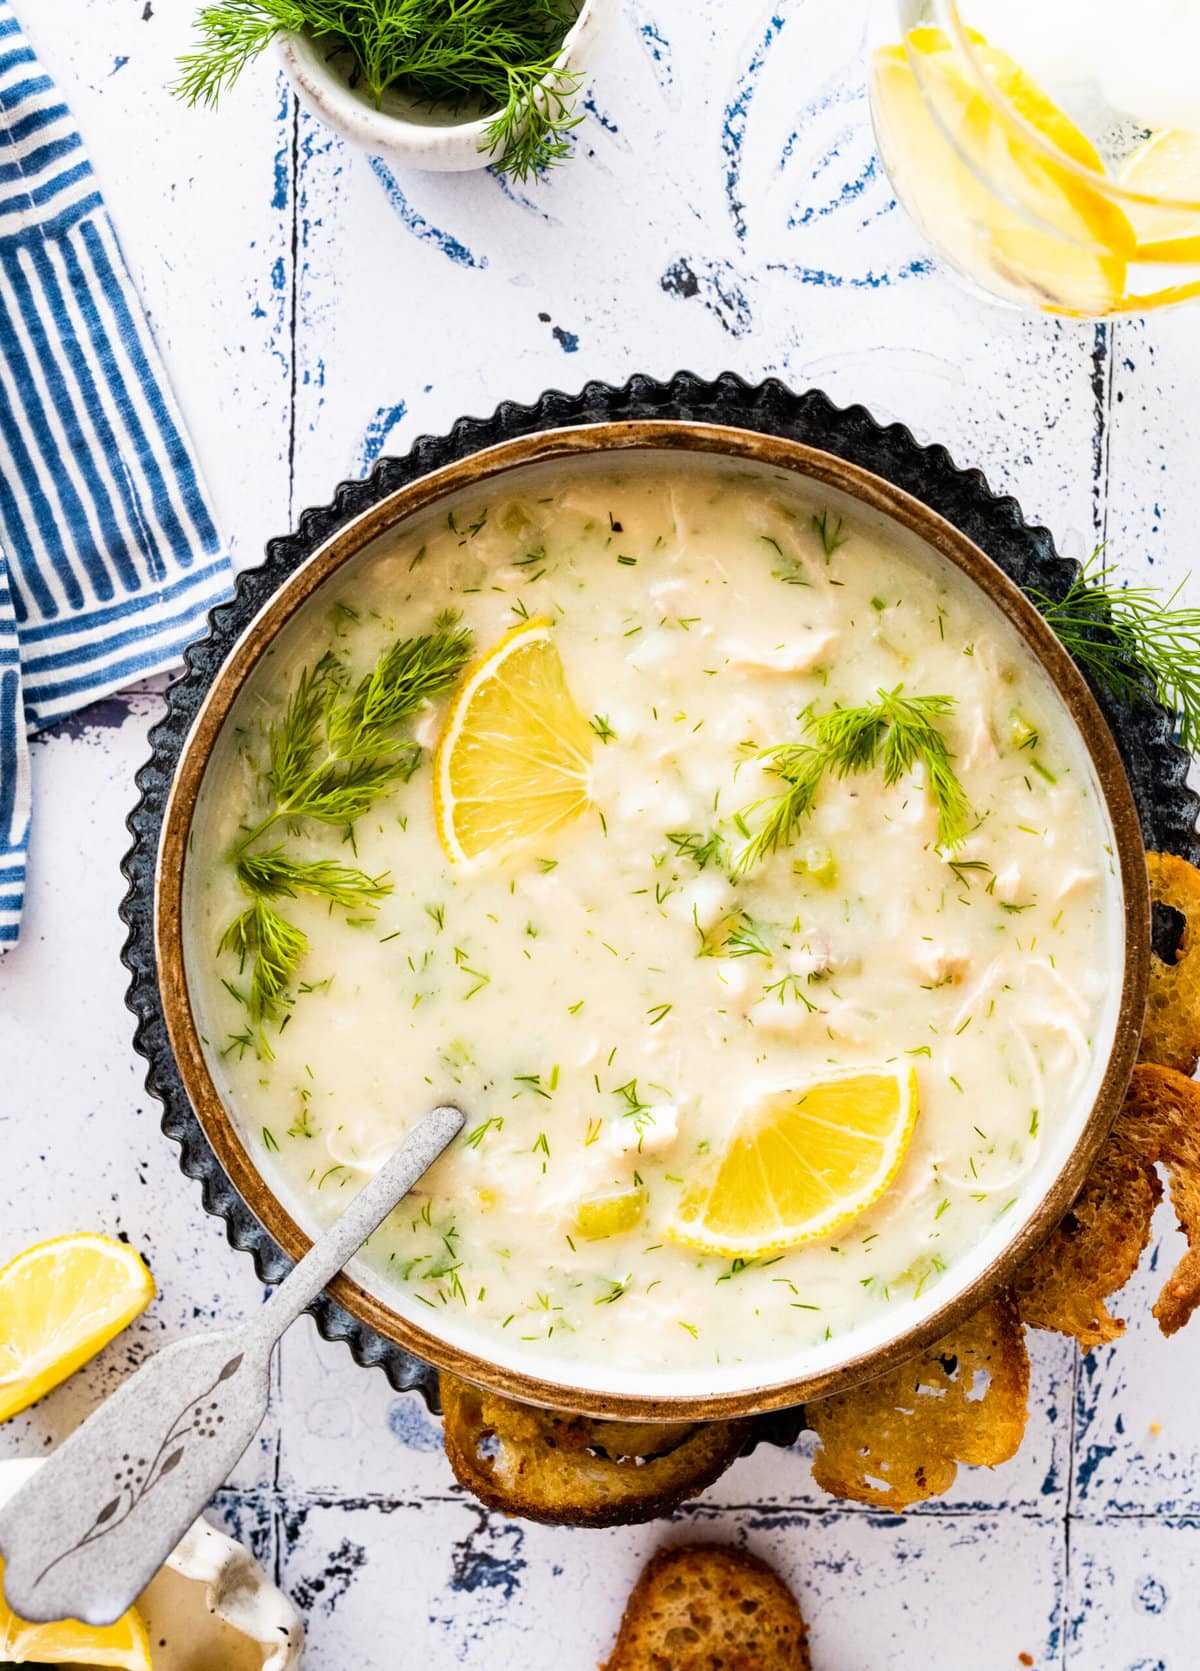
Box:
left=868, top=0, right=1200, bottom=317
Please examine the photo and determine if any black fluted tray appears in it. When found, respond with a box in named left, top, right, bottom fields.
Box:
left=119, top=372, right=1200, bottom=1449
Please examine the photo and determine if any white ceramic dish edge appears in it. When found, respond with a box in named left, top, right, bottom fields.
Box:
left=0, top=1458, right=304, bottom=1669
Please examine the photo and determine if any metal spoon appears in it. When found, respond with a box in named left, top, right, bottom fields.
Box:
left=0, top=1103, right=463, bottom=1627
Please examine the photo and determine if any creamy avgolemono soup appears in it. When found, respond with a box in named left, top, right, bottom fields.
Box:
left=185, top=458, right=1121, bottom=1378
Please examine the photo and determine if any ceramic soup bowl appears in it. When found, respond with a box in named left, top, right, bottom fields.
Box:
left=149, top=422, right=1149, bottom=1421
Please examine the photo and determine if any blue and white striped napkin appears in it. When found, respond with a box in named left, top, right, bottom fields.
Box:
left=0, top=0, right=232, bottom=949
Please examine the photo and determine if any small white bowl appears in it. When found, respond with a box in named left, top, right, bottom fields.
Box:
left=278, top=1, right=601, bottom=172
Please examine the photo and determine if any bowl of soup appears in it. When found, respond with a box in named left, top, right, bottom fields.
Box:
left=150, top=422, right=1148, bottom=1419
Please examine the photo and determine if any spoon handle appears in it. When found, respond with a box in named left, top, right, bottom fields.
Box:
left=253, top=1103, right=464, bottom=1344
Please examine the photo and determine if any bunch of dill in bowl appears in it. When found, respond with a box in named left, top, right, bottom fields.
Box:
left=176, top=0, right=585, bottom=179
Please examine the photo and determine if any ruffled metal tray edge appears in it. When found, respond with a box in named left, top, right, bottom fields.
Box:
left=118, top=370, right=1200, bottom=1450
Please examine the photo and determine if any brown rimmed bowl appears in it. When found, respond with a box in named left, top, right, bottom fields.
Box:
left=123, top=375, right=1185, bottom=1427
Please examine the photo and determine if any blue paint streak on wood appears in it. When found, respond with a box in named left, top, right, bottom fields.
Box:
left=386, top=1396, right=442, bottom=1452
left=661, top=255, right=753, bottom=336
left=272, top=75, right=291, bottom=212
left=723, top=12, right=786, bottom=244
left=356, top=402, right=408, bottom=471
left=368, top=159, right=488, bottom=269
left=790, top=155, right=883, bottom=227
left=637, top=17, right=672, bottom=90
left=488, top=167, right=557, bottom=221
left=766, top=258, right=934, bottom=288
left=582, top=91, right=618, bottom=134
left=448, top=1512, right=526, bottom=1600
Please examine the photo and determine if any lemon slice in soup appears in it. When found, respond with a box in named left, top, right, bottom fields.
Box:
left=434, top=617, right=594, bottom=864
left=665, top=1068, right=919, bottom=1258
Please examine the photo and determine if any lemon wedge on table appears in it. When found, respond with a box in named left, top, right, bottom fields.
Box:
left=1119, top=128, right=1200, bottom=264
left=665, top=1068, right=918, bottom=1259
left=0, top=1233, right=155, bottom=1423
left=872, top=28, right=1134, bottom=316
left=0, top=1569, right=151, bottom=1668
left=434, top=617, right=594, bottom=865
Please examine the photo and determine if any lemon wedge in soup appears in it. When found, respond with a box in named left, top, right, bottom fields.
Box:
left=665, top=1067, right=919, bottom=1258
left=434, top=617, right=594, bottom=865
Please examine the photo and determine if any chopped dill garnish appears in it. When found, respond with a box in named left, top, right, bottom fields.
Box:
left=589, top=713, right=618, bottom=744
left=947, top=858, right=993, bottom=890
left=812, top=510, right=848, bottom=558
left=613, top=1079, right=656, bottom=1144
left=762, top=971, right=818, bottom=1011
left=288, top=1090, right=316, bottom=1139
left=724, top=913, right=772, bottom=959
left=666, top=829, right=727, bottom=872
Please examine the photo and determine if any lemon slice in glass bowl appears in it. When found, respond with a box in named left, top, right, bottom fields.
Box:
left=434, top=617, right=594, bottom=865
left=1119, top=128, right=1200, bottom=263
left=664, top=1067, right=919, bottom=1259
left=872, top=28, right=1134, bottom=316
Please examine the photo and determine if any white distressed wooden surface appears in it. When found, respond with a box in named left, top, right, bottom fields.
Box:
left=3, top=2, right=1200, bottom=1666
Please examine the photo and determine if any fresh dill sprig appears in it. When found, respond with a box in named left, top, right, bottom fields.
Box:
left=218, top=625, right=472, bottom=1045
left=1029, top=554, right=1200, bottom=754
left=175, top=0, right=584, bottom=181
left=236, top=848, right=390, bottom=908
left=218, top=895, right=308, bottom=1027
left=735, top=688, right=971, bottom=875
left=250, top=627, right=471, bottom=841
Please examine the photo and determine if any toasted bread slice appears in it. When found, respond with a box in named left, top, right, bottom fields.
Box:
left=1143, top=853, right=1200, bottom=1076
left=1121, top=1062, right=1200, bottom=1334
left=807, top=1289, right=1029, bottom=1509
left=1014, top=1129, right=1160, bottom=1348
left=606, top=1543, right=811, bottom=1671
left=1016, top=1062, right=1200, bottom=1344
left=440, top=1374, right=751, bottom=1528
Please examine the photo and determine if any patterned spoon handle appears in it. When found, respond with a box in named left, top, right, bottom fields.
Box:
left=0, top=1104, right=463, bottom=1628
